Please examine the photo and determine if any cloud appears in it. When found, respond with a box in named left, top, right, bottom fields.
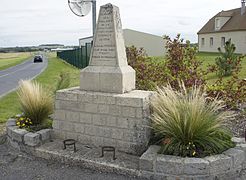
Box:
left=0, top=0, right=242, bottom=47
left=178, top=20, right=190, bottom=26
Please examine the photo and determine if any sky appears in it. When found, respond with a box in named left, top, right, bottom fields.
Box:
left=0, top=0, right=241, bottom=47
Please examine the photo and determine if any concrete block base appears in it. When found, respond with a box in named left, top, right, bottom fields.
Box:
left=53, top=87, right=153, bottom=155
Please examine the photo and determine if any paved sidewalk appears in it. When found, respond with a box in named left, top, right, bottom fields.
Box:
left=0, top=139, right=144, bottom=180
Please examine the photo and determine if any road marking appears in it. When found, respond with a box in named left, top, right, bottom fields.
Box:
left=0, top=57, right=48, bottom=99
left=0, top=63, right=33, bottom=78
left=0, top=59, right=31, bottom=73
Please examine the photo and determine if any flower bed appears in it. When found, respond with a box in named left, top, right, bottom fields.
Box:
left=6, top=118, right=52, bottom=149
left=139, top=138, right=246, bottom=179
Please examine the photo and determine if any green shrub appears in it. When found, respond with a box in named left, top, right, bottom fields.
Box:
left=127, top=34, right=206, bottom=91
left=151, top=83, right=235, bottom=157
left=17, top=80, right=53, bottom=125
left=127, top=35, right=245, bottom=109
left=215, top=39, right=242, bottom=77
left=164, top=34, right=205, bottom=89
left=127, top=46, right=168, bottom=90
left=207, top=46, right=245, bottom=109
left=207, top=76, right=246, bottom=109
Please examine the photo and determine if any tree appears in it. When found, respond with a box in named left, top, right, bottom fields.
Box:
left=215, top=39, right=240, bottom=77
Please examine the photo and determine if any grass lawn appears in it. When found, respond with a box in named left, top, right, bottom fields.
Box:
left=0, top=53, right=80, bottom=123
left=198, top=52, right=246, bottom=83
left=150, top=52, right=246, bottom=83
left=0, top=52, right=32, bottom=71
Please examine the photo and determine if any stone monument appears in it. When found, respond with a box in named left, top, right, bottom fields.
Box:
left=53, top=3, right=153, bottom=155
left=80, top=4, right=135, bottom=93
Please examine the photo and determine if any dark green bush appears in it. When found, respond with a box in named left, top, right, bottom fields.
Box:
left=215, top=39, right=242, bottom=77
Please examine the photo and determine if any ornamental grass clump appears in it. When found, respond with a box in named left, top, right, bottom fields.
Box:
left=151, top=84, right=235, bottom=157
left=17, top=80, right=53, bottom=125
left=55, top=72, right=70, bottom=92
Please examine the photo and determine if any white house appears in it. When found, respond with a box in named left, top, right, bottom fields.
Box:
left=79, top=29, right=166, bottom=57
left=198, top=0, right=246, bottom=54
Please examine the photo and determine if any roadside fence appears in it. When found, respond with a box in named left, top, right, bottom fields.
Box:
left=57, top=43, right=92, bottom=69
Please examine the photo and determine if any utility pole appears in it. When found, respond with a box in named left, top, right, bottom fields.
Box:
left=92, top=0, right=97, bottom=36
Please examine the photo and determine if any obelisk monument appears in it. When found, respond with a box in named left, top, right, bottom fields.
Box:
left=80, top=3, right=136, bottom=94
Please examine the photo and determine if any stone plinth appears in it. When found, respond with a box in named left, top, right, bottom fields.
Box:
left=80, top=3, right=135, bottom=94
left=53, top=87, right=153, bottom=155
left=80, top=66, right=135, bottom=94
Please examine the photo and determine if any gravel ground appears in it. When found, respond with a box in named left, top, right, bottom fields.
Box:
left=0, top=138, right=245, bottom=180
left=0, top=138, right=145, bottom=180
left=226, top=110, right=246, bottom=138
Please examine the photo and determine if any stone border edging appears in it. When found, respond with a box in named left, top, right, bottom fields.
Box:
left=6, top=118, right=52, bottom=149
left=139, top=139, right=246, bottom=179
left=5, top=117, right=246, bottom=180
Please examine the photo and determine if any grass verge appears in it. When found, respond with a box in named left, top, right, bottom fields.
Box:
left=0, top=53, right=80, bottom=123
left=0, top=52, right=32, bottom=70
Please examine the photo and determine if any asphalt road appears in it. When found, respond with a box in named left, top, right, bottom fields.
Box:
left=0, top=138, right=144, bottom=180
left=0, top=55, right=48, bottom=98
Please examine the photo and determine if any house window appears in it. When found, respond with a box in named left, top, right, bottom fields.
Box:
left=216, top=19, right=220, bottom=29
left=201, top=38, right=205, bottom=46
left=221, top=37, right=225, bottom=47
left=210, top=37, right=213, bottom=46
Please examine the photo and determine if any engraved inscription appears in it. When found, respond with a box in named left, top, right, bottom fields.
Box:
left=101, top=5, right=113, bottom=15
left=91, top=6, right=117, bottom=63
left=92, top=47, right=116, bottom=60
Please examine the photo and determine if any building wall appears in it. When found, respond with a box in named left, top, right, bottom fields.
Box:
left=198, top=31, right=246, bottom=54
left=79, top=29, right=166, bottom=57
left=79, top=36, right=93, bottom=47
left=123, top=29, right=166, bottom=56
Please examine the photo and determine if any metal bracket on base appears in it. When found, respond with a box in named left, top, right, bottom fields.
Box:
left=245, top=128, right=246, bottom=142
left=101, top=146, right=116, bottom=160
left=63, top=139, right=77, bottom=152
